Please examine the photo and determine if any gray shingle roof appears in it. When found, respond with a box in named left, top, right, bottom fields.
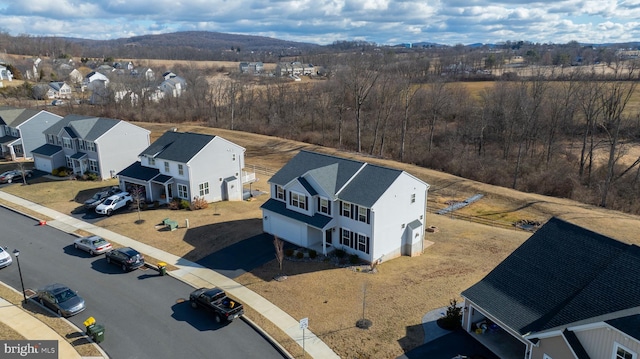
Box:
left=261, top=199, right=332, bottom=229
left=461, top=217, right=640, bottom=336
left=43, top=114, right=120, bottom=141
left=268, top=150, right=404, bottom=207
left=0, top=107, right=41, bottom=127
left=117, top=161, right=160, bottom=181
left=31, top=144, right=62, bottom=157
left=139, top=131, right=214, bottom=163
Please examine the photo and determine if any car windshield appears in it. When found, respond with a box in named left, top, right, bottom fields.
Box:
left=0, top=247, right=4, bottom=254
left=103, top=199, right=114, bottom=205
left=93, top=239, right=107, bottom=246
left=54, top=289, right=77, bottom=303
left=90, top=193, right=102, bottom=200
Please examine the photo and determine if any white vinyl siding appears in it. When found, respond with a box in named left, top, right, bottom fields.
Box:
left=199, top=182, right=210, bottom=196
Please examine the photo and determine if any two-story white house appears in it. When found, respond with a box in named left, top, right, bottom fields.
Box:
left=0, top=107, right=63, bottom=160
left=31, top=115, right=150, bottom=179
left=261, top=150, right=430, bottom=263
left=117, top=131, right=253, bottom=204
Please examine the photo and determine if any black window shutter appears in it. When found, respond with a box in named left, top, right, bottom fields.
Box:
left=366, top=237, right=370, bottom=254
left=305, top=196, right=308, bottom=210
left=366, top=209, right=371, bottom=224
left=351, top=204, right=355, bottom=220
left=284, top=190, right=287, bottom=202
left=340, top=201, right=343, bottom=216
left=328, top=202, right=332, bottom=216
left=317, top=198, right=320, bottom=211
left=288, top=193, right=292, bottom=205
left=354, top=205, right=359, bottom=220
left=350, top=231, right=354, bottom=248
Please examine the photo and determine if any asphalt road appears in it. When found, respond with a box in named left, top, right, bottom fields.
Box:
left=0, top=206, right=285, bottom=359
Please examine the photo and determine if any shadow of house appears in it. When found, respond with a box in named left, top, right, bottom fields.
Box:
left=398, top=329, right=499, bottom=359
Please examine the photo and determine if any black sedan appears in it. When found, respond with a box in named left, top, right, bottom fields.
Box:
left=84, top=186, right=123, bottom=209
left=36, top=283, right=86, bottom=317
left=105, top=247, right=145, bottom=271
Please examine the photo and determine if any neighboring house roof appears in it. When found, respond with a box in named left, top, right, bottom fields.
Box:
left=0, top=106, right=41, bottom=127
left=31, top=144, right=63, bottom=156
left=0, top=135, right=19, bottom=146
left=606, top=314, right=640, bottom=342
left=43, top=115, right=120, bottom=141
left=462, top=217, right=640, bottom=337
left=269, top=150, right=404, bottom=207
left=139, top=131, right=215, bottom=163
left=49, top=81, right=69, bottom=91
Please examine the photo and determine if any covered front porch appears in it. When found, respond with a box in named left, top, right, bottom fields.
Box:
left=463, top=304, right=529, bottom=359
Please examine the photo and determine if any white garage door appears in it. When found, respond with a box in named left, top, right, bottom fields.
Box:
left=34, top=156, right=52, bottom=173
left=269, top=214, right=306, bottom=247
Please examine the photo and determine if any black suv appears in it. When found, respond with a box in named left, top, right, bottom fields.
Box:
left=84, top=186, right=123, bottom=209
left=105, top=247, right=145, bottom=271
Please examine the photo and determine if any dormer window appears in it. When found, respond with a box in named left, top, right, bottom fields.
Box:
left=164, top=161, right=170, bottom=172
left=148, top=156, right=155, bottom=166
left=276, top=185, right=286, bottom=201
left=290, top=192, right=307, bottom=210
left=319, top=198, right=330, bottom=215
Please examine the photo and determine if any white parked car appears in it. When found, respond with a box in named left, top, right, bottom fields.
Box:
left=95, top=192, right=132, bottom=216
left=0, top=246, right=12, bottom=269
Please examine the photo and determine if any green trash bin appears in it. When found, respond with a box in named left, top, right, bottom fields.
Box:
left=87, top=324, right=105, bottom=343
left=158, top=262, right=167, bottom=276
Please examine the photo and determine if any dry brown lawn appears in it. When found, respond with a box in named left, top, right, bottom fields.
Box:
left=2, top=122, right=640, bottom=358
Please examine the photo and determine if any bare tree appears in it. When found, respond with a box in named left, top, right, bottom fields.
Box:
left=130, top=185, right=145, bottom=223
left=274, top=236, right=284, bottom=275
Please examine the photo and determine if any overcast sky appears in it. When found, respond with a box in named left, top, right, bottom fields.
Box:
left=1, top=0, right=639, bottom=46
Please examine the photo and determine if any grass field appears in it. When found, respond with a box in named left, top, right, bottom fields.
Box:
left=2, top=122, right=640, bottom=358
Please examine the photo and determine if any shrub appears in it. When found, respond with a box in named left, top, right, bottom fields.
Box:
left=153, top=200, right=160, bottom=208
left=180, top=199, right=190, bottom=210
left=308, top=249, right=317, bottom=259
left=168, top=198, right=181, bottom=210
left=51, top=168, right=59, bottom=176
left=84, top=172, right=98, bottom=181
left=437, top=299, right=463, bottom=330
left=334, top=249, right=346, bottom=258
left=284, top=249, right=294, bottom=257
left=349, top=254, right=360, bottom=264
left=189, top=196, right=209, bottom=210
left=57, top=169, right=68, bottom=177
left=295, top=251, right=304, bottom=259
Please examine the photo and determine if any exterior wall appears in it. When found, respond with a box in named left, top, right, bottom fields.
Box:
left=576, top=325, right=640, bottom=359
left=94, top=122, right=150, bottom=180
left=370, top=173, right=427, bottom=262
left=18, top=112, right=63, bottom=159
left=283, top=181, right=313, bottom=216
left=531, top=336, right=575, bottom=359
left=187, top=137, right=244, bottom=202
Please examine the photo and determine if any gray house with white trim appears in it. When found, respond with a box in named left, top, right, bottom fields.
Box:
left=31, top=115, right=150, bottom=179
left=461, top=217, right=640, bottom=359
left=0, top=107, right=63, bottom=160
left=261, top=150, right=429, bottom=263
left=117, top=131, right=253, bottom=204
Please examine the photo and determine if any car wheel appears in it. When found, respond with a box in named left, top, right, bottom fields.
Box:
left=106, top=256, right=111, bottom=264
left=191, top=301, right=198, bottom=309
left=122, top=264, right=127, bottom=271
left=57, top=309, right=62, bottom=317
left=7, top=179, right=11, bottom=183
left=89, top=250, right=95, bottom=256
left=39, top=297, right=44, bottom=305
left=74, top=243, right=79, bottom=249
left=214, top=314, right=222, bottom=324
left=106, top=209, right=113, bottom=216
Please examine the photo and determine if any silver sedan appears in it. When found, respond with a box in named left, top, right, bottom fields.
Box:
left=73, top=235, right=112, bottom=255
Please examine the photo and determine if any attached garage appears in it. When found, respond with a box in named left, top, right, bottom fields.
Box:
left=34, top=155, right=53, bottom=173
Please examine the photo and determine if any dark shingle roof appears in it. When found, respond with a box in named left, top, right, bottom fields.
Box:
left=117, top=161, right=160, bottom=181
left=606, top=314, right=640, bottom=341
left=261, top=199, right=332, bottom=229
left=462, top=217, right=638, bottom=336
left=139, top=131, right=214, bottom=163
left=31, top=144, right=62, bottom=156
left=0, top=107, right=40, bottom=127
left=268, top=151, right=404, bottom=207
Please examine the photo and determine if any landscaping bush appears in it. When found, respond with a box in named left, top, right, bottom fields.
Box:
left=189, top=196, right=208, bottom=210
left=308, top=249, right=317, bottom=259
left=296, top=251, right=304, bottom=259
left=334, top=249, right=346, bottom=258
left=168, top=198, right=181, bottom=210
left=51, top=168, right=59, bottom=176
left=437, top=299, right=463, bottom=330
left=349, top=254, right=360, bottom=264
left=285, top=249, right=294, bottom=257
left=180, top=199, right=190, bottom=210
left=153, top=200, right=160, bottom=208
left=85, top=172, right=98, bottom=181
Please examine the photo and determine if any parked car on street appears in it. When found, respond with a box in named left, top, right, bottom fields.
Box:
left=189, top=287, right=244, bottom=323
left=0, top=169, right=32, bottom=184
left=0, top=246, right=12, bottom=269
left=84, top=186, right=123, bottom=209
left=95, top=192, right=132, bottom=216
left=51, top=99, right=65, bottom=106
left=105, top=247, right=145, bottom=271
left=36, top=283, right=86, bottom=317
left=73, top=235, right=112, bottom=255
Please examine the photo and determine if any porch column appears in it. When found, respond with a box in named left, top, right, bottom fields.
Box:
left=322, top=231, right=327, bottom=256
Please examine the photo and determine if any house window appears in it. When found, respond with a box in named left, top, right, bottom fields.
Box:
left=276, top=185, right=286, bottom=201
left=290, top=192, right=307, bottom=210
left=89, top=159, right=98, bottom=172
left=319, top=198, right=330, bottom=215
left=357, top=234, right=370, bottom=254
left=342, top=201, right=351, bottom=218
left=164, top=161, right=170, bottom=173
left=148, top=156, right=155, bottom=166
left=178, top=164, right=184, bottom=176
left=341, top=229, right=351, bottom=246
left=614, top=343, right=637, bottom=359
left=177, top=184, right=188, bottom=199
left=85, top=141, right=96, bottom=152
left=411, top=193, right=416, bottom=203
left=358, top=207, right=368, bottom=223
left=62, top=137, right=73, bottom=149
left=65, top=156, right=72, bottom=168
left=199, top=182, right=209, bottom=196
left=47, top=134, right=56, bottom=144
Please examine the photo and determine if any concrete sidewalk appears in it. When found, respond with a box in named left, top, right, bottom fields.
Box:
left=0, top=191, right=340, bottom=359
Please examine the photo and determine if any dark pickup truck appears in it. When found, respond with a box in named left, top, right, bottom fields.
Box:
left=189, top=287, right=244, bottom=323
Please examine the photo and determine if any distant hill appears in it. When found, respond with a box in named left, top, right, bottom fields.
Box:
left=62, top=31, right=322, bottom=61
